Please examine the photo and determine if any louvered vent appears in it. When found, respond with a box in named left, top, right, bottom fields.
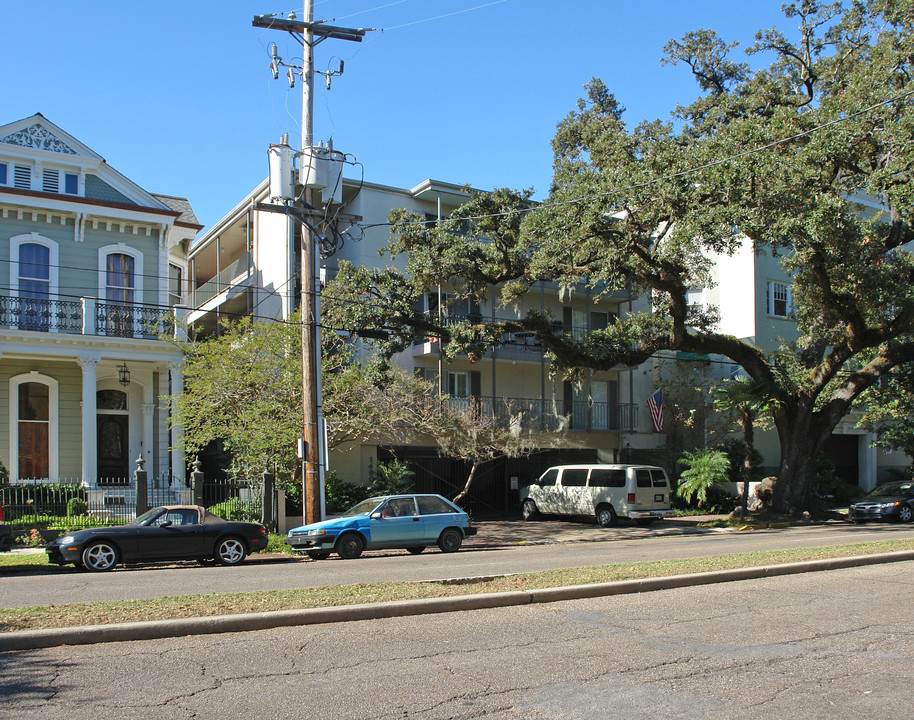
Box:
left=42, top=169, right=59, bottom=193
left=13, top=165, right=30, bottom=189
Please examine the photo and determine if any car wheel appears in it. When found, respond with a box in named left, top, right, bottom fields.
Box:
left=635, top=518, right=655, bottom=526
left=596, top=505, right=618, bottom=528
left=407, top=546, right=426, bottom=555
left=81, top=540, right=119, bottom=572
left=437, top=528, right=463, bottom=553
left=522, top=499, right=539, bottom=521
left=336, top=532, right=365, bottom=559
left=306, top=550, right=331, bottom=560
left=215, top=536, right=247, bottom=566
left=898, top=505, right=914, bottom=523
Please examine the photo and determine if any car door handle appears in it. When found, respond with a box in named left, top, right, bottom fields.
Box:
left=412, top=517, right=420, bottom=521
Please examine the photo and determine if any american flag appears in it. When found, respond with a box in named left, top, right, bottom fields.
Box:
left=647, top=389, right=664, bottom=432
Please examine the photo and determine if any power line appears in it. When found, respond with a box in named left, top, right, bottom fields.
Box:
left=358, top=87, right=914, bottom=231
left=379, top=0, right=507, bottom=31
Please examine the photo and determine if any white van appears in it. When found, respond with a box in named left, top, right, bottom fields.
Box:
left=520, top=464, right=672, bottom=527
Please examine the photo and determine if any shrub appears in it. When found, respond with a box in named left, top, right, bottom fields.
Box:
left=677, top=449, right=731, bottom=508
left=324, top=470, right=370, bottom=514
left=368, top=460, right=414, bottom=496
left=67, top=497, right=88, bottom=518
left=208, top=497, right=261, bottom=522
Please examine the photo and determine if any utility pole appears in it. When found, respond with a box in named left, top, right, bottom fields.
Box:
left=254, top=4, right=369, bottom=525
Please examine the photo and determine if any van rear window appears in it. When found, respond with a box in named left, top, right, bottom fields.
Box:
left=589, top=469, right=626, bottom=487
left=636, top=470, right=652, bottom=488
left=562, top=469, right=588, bottom=487
left=650, top=469, right=668, bottom=487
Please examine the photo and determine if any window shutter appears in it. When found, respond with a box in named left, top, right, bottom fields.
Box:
left=42, top=169, right=59, bottom=193
left=13, top=165, right=30, bottom=189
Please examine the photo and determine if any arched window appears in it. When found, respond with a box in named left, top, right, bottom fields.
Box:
left=9, top=373, right=58, bottom=481
left=10, top=234, right=58, bottom=332
left=98, top=245, right=144, bottom=338
left=106, top=253, right=135, bottom=305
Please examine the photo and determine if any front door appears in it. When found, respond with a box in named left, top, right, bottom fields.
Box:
left=97, top=415, right=129, bottom=485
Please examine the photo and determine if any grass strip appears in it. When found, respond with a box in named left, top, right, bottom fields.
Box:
left=3, top=537, right=913, bottom=633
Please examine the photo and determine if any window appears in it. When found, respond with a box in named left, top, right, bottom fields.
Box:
left=561, top=469, right=588, bottom=487
left=101, top=249, right=141, bottom=337
left=650, top=469, right=669, bottom=487
left=768, top=281, right=793, bottom=318
left=0, top=163, right=6, bottom=185
left=447, top=371, right=470, bottom=397
left=417, top=496, right=455, bottom=515
left=18, top=383, right=49, bottom=479
left=106, top=253, right=135, bottom=305
left=97, top=389, right=128, bottom=411
left=9, top=373, right=58, bottom=482
left=636, top=470, right=652, bottom=488
left=590, top=469, right=626, bottom=488
left=539, top=468, right=559, bottom=487
left=17, top=242, right=51, bottom=331
left=168, top=263, right=183, bottom=305
left=64, top=173, right=78, bottom=195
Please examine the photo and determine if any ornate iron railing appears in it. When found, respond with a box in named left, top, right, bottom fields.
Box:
left=0, top=295, right=175, bottom=340
left=0, top=296, right=83, bottom=333
left=96, top=302, right=172, bottom=339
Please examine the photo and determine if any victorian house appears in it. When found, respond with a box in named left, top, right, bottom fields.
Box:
left=0, top=114, right=199, bottom=506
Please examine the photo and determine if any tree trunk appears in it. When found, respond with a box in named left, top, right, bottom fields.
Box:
left=452, top=460, right=483, bottom=505
left=771, top=407, right=833, bottom=515
left=740, top=412, right=755, bottom=515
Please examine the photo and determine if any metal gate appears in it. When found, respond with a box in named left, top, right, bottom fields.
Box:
left=379, top=447, right=599, bottom=518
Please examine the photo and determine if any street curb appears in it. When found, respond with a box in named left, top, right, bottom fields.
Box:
left=3, top=549, right=914, bottom=652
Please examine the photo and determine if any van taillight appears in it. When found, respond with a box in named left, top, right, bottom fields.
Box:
left=627, top=493, right=635, bottom=503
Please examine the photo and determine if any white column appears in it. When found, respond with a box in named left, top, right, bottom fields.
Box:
left=78, top=355, right=100, bottom=487
left=169, top=361, right=186, bottom=488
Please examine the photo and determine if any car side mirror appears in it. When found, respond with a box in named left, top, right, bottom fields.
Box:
left=370, top=512, right=383, bottom=520
left=159, top=521, right=172, bottom=528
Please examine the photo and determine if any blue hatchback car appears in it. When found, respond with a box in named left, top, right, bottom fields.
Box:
left=285, top=494, right=477, bottom=559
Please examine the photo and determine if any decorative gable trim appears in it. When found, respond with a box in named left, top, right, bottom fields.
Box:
left=0, top=123, right=78, bottom=155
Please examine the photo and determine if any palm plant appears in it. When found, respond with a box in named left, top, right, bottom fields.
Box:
left=677, top=449, right=730, bottom=508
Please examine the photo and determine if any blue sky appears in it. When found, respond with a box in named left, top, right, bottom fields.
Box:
left=6, top=1, right=791, bottom=231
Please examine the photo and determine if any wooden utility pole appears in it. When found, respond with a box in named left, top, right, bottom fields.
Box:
left=253, top=4, right=368, bottom=524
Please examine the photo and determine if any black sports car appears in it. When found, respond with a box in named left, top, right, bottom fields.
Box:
left=848, top=482, right=914, bottom=524
left=46, top=505, right=268, bottom=572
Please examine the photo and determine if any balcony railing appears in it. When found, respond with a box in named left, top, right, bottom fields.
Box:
left=446, top=395, right=638, bottom=433
left=0, top=295, right=182, bottom=340
left=187, top=253, right=253, bottom=309
left=0, top=296, right=83, bottom=333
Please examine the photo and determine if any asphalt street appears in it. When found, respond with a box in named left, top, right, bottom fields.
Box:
left=3, top=520, right=913, bottom=609
left=2, top=560, right=910, bottom=719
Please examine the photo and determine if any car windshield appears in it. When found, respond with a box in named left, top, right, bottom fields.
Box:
left=864, top=482, right=913, bottom=498
left=342, top=497, right=385, bottom=517
left=130, top=507, right=166, bottom=526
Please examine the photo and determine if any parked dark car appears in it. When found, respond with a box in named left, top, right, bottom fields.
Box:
left=848, top=482, right=914, bottom=523
left=46, top=505, right=268, bottom=571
